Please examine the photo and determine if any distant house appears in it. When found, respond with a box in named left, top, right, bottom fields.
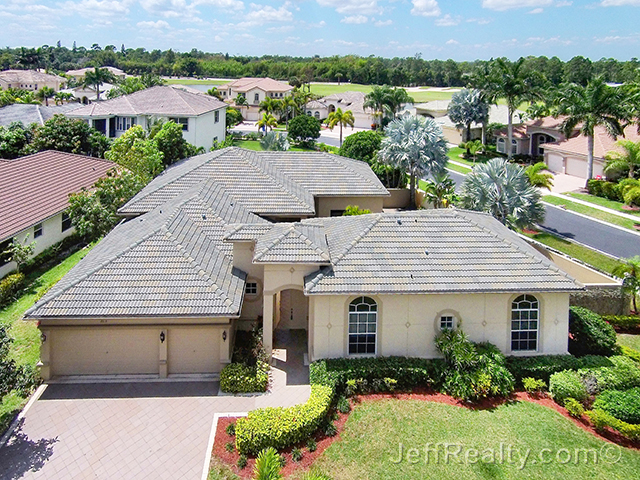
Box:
left=65, top=66, right=126, bottom=82
left=308, top=91, right=374, bottom=129
left=543, top=125, right=640, bottom=179
left=0, top=70, right=66, bottom=92
left=0, top=151, right=114, bottom=279
left=66, top=86, right=227, bottom=150
left=223, top=77, right=293, bottom=121
left=494, top=116, right=571, bottom=158
left=0, top=103, right=81, bottom=127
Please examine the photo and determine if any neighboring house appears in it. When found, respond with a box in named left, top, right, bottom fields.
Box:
left=305, top=100, right=329, bottom=120
left=494, top=116, right=571, bottom=157
left=223, top=77, right=293, bottom=121
left=26, top=146, right=590, bottom=381
left=543, top=125, right=640, bottom=179
left=65, top=66, right=126, bottom=82
left=61, top=83, right=116, bottom=104
left=66, top=86, right=227, bottom=150
left=0, top=69, right=66, bottom=92
left=0, top=151, right=114, bottom=279
left=312, top=91, right=374, bottom=129
left=0, top=103, right=82, bottom=127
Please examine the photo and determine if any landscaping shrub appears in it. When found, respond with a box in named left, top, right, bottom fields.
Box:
left=292, top=447, right=303, bottom=462
left=306, top=438, right=317, bottom=452
left=621, top=345, right=640, bottom=363
left=225, top=422, right=236, bottom=436
left=579, top=355, right=640, bottom=393
left=586, top=409, right=640, bottom=441
left=253, top=447, right=282, bottom=479
left=505, top=355, right=586, bottom=384
left=336, top=395, right=351, bottom=413
left=623, top=186, right=640, bottom=207
left=225, top=442, right=234, bottom=453
left=522, top=377, right=546, bottom=393
left=601, top=181, right=622, bottom=202
left=323, top=421, right=338, bottom=437
left=0, top=273, right=25, bottom=308
left=220, top=361, right=269, bottom=393
left=564, top=397, right=585, bottom=418
left=549, top=370, right=588, bottom=404
left=593, top=388, right=640, bottom=424
left=587, top=179, right=605, bottom=198
left=237, top=454, right=248, bottom=469
left=602, top=315, right=640, bottom=331
left=0, top=326, right=39, bottom=398
left=235, top=385, right=333, bottom=454
left=569, top=306, right=618, bottom=357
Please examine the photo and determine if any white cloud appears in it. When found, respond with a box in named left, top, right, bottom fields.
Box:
left=59, top=0, right=131, bottom=18
left=411, top=0, right=440, bottom=16
left=601, top=0, right=640, bottom=5
left=435, top=13, right=460, bottom=26
left=316, top=0, right=382, bottom=15
left=466, top=17, right=492, bottom=24
left=482, top=0, right=552, bottom=11
left=137, top=19, right=170, bottom=28
left=528, top=7, right=543, bottom=13
left=374, top=18, right=392, bottom=26
left=341, top=14, right=368, bottom=23
left=594, top=33, right=640, bottom=43
left=237, top=2, right=294, bottom=27
left=446, top=39, right=459, bottom=44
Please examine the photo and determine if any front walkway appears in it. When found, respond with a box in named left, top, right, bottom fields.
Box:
left=0, top=338, right=311, bottom=480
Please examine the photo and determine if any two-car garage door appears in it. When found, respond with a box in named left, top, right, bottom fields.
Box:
left=50, top=326, right=221, bottom=377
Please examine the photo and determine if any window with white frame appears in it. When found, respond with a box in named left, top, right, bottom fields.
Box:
left=61, top=212, right=72, bottom=232
left=511, top=294, right=539, bottom=352
left=245, top=282, right=258, bottom=295
left=34, top=223, right=43, bottom=238
left=497, top=138, right=506, bottom=154
left=440, top=315, right=454, bottom=330
left=116, top=116, right=134, bottom=132
left=511, top=139, right=518, bottom=155
left=348, top=296, right=377, bottom=354
left=169, top=117, right=189, bottom=131
left=254, top=93, right=260, bottom=103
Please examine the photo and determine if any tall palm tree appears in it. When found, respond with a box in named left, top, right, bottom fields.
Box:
left=325, top=108, right=355, bottom=146
left=257, top=113, right=278, bottom=132
left=235, top=94, right=248, bottom=117
left=447, top=89, right=489, bottom=148
left=364, top=86, right=391, bottom=129
left=280, top=95, right=297, bottom=128
left=54, top=91, right=74, bottom=105
left=485, top=58, right=544, bottom=159
left=605, top=139, right=640, bottom=179
left=259, top=97, right=279, bottom=115
left=612, top=256, right=640, bottom=312
left=36, top=86, right=55, bottom=106
left=83, top=67, right=116, bottom=101
left=423, top=171, right=457, bottom=208
left=554, top=76, right=630, bottom=185
left=459, top=157, right=545, bottom=229
left=380, top=114, right=448, bottom=208
left=385, top=88, right=414, bottom=120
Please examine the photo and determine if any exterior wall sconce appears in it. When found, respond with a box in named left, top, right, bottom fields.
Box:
left=160, top=331, right=166, bottom=343
left=222, top=330, right=227, bottom=342
left=41, top=333, right=47, bottom=342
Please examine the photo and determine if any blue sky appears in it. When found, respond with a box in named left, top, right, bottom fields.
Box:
left=1, top=0, right=639, bottom=60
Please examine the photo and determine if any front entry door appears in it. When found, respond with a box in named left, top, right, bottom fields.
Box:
left=278, top=289, right=308, bottom=330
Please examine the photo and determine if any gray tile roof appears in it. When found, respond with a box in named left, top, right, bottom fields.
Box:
left=119, top=147, right=388, bottom=216
left=301, top=209, right=583, bottom=295
left=26, top=181, right=267, bottom=319
left=0, top=103, right=82, bottom=127
left=253, top=223, right=330, bottom=264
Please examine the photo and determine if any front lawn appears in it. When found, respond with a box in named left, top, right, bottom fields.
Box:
left=618, top=334, right=640, bottom=351
left=565, top=192, right=640, bottom=218
left=542, top=195, right=639, bottom=232
left=311, top=399, right=640, bottom=480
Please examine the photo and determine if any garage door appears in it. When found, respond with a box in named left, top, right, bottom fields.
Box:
left=51, top=327, right=158, bottom=376
left=168, top=327, right=220, bottom=374
left=566, top=156, right=587, bottom=178
left=546, top=153, right=564, bottom=173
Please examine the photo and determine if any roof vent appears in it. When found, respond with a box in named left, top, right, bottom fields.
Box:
left=410, top=274, right=413, bottom=279
left=397, top=219, right=402, bottom=225
left=425, top=250, right=429, bottom=256
left=202, top=214, right=207, bottom=220
left=159, top=210, right=162, bottom=214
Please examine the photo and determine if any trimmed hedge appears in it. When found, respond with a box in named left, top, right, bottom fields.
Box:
left=603, top=315, right=640, bottom=331
left=579, top=355, right=640, bottom=393
left=587, top=409, right=640, bottom=441
left=593, top=388, right=640, bottom=424
left=505, top=354, right=614, bottom=385
left=220, top=362, right=269, bottom=394
left=621, top=345, right=640, bottom=363
left=549, top=370, right=588, bottom=403
left=569, top=306, right=618, bottom=357
left=0, top=273, right=25, bottom=308
left=235, top=385, right=333, bottom=455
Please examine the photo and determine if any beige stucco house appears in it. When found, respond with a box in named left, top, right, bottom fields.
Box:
left=495, top=116, right=571, bottom=158
left=309, top=92, right=375, bottom=129
left=65, top=66, right=126, bottom=82
left=0, top=69, right=66, bottom=92
left=26, top=147, right=587, bottom=381
left=223, top=77, right=293, bottom=121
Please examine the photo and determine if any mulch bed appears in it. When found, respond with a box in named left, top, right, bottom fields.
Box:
left=212, top=390, right=639, bottom=477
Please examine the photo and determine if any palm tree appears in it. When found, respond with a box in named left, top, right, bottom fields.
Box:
left=325, top=108, right=355, bottom=146
left=364, top=85, right=391, bottom=129
left=235, top=94, right=249, bottom=117
left=257, top=113, right=278, bottom=132
left=525, top=162, right=554, bottom=190
left=54, top=91, right=74, bottom=105
left=447, top=89, right=489, bottom=148
left=259, top=97, right=279, bottom=115
left=253, top=447, right=282, bottom=480
left=461, top=139, right=484, bottom=163
left=605, top=139, right=640, bottom=179
left=612, top=256, right=640, bottom=312
left=260, top=131, right=290, bottom=151
left=36, top=86, right=55, bottom=106
left=83, top=67, right=116, bottom=100
left=459, top=157, right=545, bottom=229
left=280, top=95, right=297, bottom=128
left=423, top=171, right=457, bottom=208
left=485, top=58, right=544, bottom=159
left=554, top=76, right=631, bottom=186
left=380, top=114, right=448, bottom=208
left=385, top=88, right=414, bottom=120
left=206, top=87, right=223, bottom=100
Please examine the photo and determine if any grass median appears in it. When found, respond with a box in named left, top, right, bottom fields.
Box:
left=542, top=195, right=639, bottom=232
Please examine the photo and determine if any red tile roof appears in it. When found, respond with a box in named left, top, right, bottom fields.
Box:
left=0, top=151, right=114, bottom=241
left=543, top=125, right=640, bottom=160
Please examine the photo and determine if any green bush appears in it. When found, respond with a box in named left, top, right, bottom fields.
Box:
left=564, top=397, right=585, bottom=418
left=220, top=361, right=269, bottom=393
left=323, top=421, right=338, bottom=437
left=306, top=437, right=317, bottom=452
left=623, top=186, right=640, bottom=207
left=225, top=422, right=236, bottom=436
left=621, top=345, right=640, bottom=363
left=586, top=409, right=640, bottom=441
left=601, top=181, right=622, bottom=201
left=0, top=273, right=25, bottom=308
left=336, top=395, right=351, bottom=413
left=549, top=370, right=588, bottom=404
left=292, top=447, right=303, bottom=462
left=237, top=454, right=248, bottom=469
left=235, top=384, right=333, bottom=454
left=522, top=377, right=546, bottom=393
left=569, top=307, right=618, bottom=357
left=505, top=355, right=586, bottom=384
left=579, top=355, right=640, bottom=393
left=593, top=388, right=640, bottom=424
left=587, top=179, right=605, bottom=197
left=602, top=315, right=640, bottom=330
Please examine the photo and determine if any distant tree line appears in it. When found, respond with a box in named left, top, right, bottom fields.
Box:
left=1, top=44, right=639, bottom=87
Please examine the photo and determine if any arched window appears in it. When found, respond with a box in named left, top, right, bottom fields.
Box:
left=511, top=294, right=539, bottom=352
left=314, top=111, right=320, bottom=119
left=511, top=139, right=518, bottom=155
left=348, top=296, right=377, bottom=354
left=537, top=134, right=556, bottom=155
left=497, top=138, right=506, bottom=153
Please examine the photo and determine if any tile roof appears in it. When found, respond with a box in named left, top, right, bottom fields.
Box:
left=543, top=125, right=640, bottom=160
left=66, top=66, right=125, bottom=77
left=226, top=77, right=293, bottom=93
left=320, top=91, right=369, bottom=115
left=119, top=147, right=389, bottom=216
left=26, top=181, right=267, bottom=319
left=0, top=69, right=65, bottom=84
left=0, top=104, right=82, bottom=127
left=302, top=209, right=582, bottom=295
left=0, top=151, right=114, bottom=242
left=253, top=223, right=330, bottom=264
left=67, top=86, right=226, bottom=117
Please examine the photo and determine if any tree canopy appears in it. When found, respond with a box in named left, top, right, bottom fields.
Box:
left=287, top=115, right=321, bottom=147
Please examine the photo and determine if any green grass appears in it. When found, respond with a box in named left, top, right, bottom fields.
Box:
left=445, top=162, right=471, bottom=174
left=311, top=399, right=640, bottom=480
left=618, top=334, right=640, bottom=350
left=164, top=78, right=229, bottom=85
left=0, top=243, right=96, bottom=435
left=233, top=139, right=318, bottom=152
left=522, top=232, right=622, bottom=275
left=542, top=195, right=639, bottom=232
left=565, top=192, right=640, bottom=218
left=308, top=84, right=455, bottom=103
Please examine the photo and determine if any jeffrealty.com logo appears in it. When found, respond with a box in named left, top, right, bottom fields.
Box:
left=389, top=442, right=622, bottom=470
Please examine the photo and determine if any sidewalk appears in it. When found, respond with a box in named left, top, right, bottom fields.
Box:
left=544, top=191, right=640, bottom=223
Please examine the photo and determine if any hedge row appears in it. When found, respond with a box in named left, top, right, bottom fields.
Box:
left=220, top=362, right=269, bottom=394
left=0, top=273, right=26, bottom=308
left=620, top=345, right=640, bottom=363
left=506, top=354, right=613, bottom=385
left=587, top=178, right=640, bottom=206
left=603, top=315, right=640, bottom=331
left=235, top=385, right=333, bottom=455
left=587, top=409, right=640, bottom=442
left=593, top=387, right=640, bottom=424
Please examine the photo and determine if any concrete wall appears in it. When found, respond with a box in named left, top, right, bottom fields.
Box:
left=192, top=109, right=226, bottom=151
left=1, top=212, right=75, bottom=280
left=309, top=292, right=570, bottom=361
left=315, top=196, right=385, bottom=217
left=235, top=242, right=266, bottom=321
left=383, top=189, right=411, bottom=209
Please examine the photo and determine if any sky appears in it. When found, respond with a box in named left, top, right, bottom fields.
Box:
left=1, top=0, right=640, bottom=60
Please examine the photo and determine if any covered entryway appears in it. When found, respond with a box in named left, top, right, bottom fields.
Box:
left=167, top=327, right=220, bottom=374
left=50, top=327, right=159, bottom=376
left=277, top=289, right=308, bottom=330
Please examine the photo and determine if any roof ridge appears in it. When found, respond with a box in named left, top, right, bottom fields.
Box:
left=293, top=224, right=331, bottom=261
left=331, top=213, right=382, bottom=265
left=326, top=152, right=387, bottom=192
left=253, top=225, right=292, bottom=262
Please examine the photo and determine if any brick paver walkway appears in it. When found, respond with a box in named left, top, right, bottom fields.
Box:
left=0, top=333, right=310, bottom=480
